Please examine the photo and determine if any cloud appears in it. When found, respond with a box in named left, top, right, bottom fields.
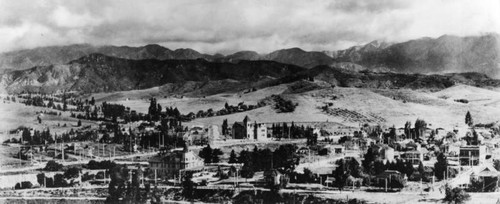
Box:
left=0, top=0, right=498, bottom=54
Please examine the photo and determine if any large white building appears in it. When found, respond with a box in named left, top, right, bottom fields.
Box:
left=149, top=147, right=204, bottom=179
left=232, top=116, right=268, bottom=141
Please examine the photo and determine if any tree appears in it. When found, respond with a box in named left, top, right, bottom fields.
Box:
left=222, top=119, right=228, bottom=136
left=199, top=145, right=213, bottom=163
left=333, top=159, right=349, bottom=191
left=212, top=148, right=223, bottom=163
left=465, top=111, right=473, bottom=127
left=434, top=152, right=448, bottom=180
left=404, top=121, right=412, bottom=139
left=363, top=147, right=377, bottom=175
left=229, top=150, right=238, bottom=163
left=107, top=165, right=128, bottom=202
left=44, top=160, right=63, bottom=171
left=15, top=181, right=33, bottom=189
left=182, top=172, right=195, bottom=199
left=21, top=128, right=31, bottom=144
left=77, top=120, right=82, bottom=127
left=418, top=161, right=425, bottom=177
left=414, top=119, right=427, bottom=139
left=37, top=173, right=46, bottom=187
left=302, top=168, right=316, bottom=183
left=443, top=185, right=470, bottom=204
left=54, top=174, right=67, bottom=187
left=64, top=167, right=81, bottom=179
left=241, top=165, right=255, bottom=179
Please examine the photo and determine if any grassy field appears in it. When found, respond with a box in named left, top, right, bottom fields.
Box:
left=85, top=83, right=500, bottom=131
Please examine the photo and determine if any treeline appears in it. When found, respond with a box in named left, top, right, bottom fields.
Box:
left=270, top=122, right=317, bottom=144
left=227, top=144, right=300, bottom=178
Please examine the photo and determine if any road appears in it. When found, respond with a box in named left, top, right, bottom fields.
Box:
left=0, top=151, right=159, bottom=173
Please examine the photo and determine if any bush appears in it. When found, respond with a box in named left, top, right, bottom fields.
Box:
left=44, top=160, right=63, bottom=171
left=87, top=160, right=116, bottom=170
left=82, top=172, right=95, bottom=182
left=64, top=167, right=81, bottom=179
left=444, top=186, right=470, bottom=204
left=14, top=181, right=33, bottom=189
left=272, top=95, right=297, bottom=113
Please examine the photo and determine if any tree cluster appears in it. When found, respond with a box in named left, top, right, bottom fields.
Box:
left=198, top=145, right=224, bottom=164
left=272, top=95, right=297, bottom=113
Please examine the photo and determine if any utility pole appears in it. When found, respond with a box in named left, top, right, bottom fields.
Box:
left=62, top=143, right=65, bottom=162
left=154, top=169, right=157, bottom=186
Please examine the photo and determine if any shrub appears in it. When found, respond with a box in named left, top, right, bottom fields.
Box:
left=444, top=186, right=470, bottom=204
left=44, top=160, right=63, bottom=171
left=14, top=181, right=33, bottom=189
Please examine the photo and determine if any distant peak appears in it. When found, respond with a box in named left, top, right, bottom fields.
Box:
left=284, top=47, right=305, bottom=52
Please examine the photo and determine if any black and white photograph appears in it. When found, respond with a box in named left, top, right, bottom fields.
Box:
left=0, top=0, right=500, bottom=203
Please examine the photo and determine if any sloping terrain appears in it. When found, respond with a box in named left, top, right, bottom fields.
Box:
left=0, top=54, right=305, bottom=94
left=0, top=44, right=214, bottom=71
left=328, top=34, right=500, bottom=77
left=186, top=85, right=500, bottom=130
left=3, top=53, right=500, bottom=96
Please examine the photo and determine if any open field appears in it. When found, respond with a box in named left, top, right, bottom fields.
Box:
left=0, top=102, right=98, bottom=141
left=83, top=83, right=500, bottom=130
left=3, top=83, right=500, bottom=144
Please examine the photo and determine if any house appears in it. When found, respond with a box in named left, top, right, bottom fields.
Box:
left=381, top=146, right=395, bottom=163
left=449, top=163, right=500, bottom=190
left=323, top=144, right=345, bottom=154
left=148, top=146, right=204, bottom=179
left=374, top=170, right=405, bottom=190
left=459, top=145, right=486, bottom=166
left=372, top=144, right=395, bottom=163
left=183, top=125, right=220, bottom=145
left=231, top=116, right=267, bottom=140
left=401, top=150, right=424, bottom=166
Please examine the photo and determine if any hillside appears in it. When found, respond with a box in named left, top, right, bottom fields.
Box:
left=3, top=52, right=500, bottom=95
left=2, top=34, right=499, bottom=77
left=0, top=54, right=306, bottom=94
left=279, top=66, right=500, bottom=90
left=0, top=44, right=214, bottom=71
left=328, top=34, right=500, bottom=77
left=0, top=44, right=336, bottom=71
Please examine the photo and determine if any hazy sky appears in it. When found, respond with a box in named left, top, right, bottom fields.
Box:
left=0, top=0, right=499, bottom=54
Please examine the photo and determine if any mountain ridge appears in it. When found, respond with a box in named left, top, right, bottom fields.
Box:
left=2, top=53, right=500, bottom=95
left=0, top=34, right=499, bottom=78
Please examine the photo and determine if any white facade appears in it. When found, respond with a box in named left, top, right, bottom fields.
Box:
left=246, top=122, right=268, bottom=141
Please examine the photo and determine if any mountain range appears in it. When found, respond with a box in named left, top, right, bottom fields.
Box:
left=2, top=52, right=500, bottom=95
left=1, top=34, right=499, bottom=94
left=2, top=34, right=498, bottom=75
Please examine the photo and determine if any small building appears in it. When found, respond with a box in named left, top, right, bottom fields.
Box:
left=325, top=144, right=345, bottom=154
left=372, top=144, right=395, bottom=163
left=374, top=170, right=405, bottom=190
left=449, top=163, right=500, bottom=190
left=183, top=125, right=220, bottom=145
left=459, top=145, right=486, bottom=166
